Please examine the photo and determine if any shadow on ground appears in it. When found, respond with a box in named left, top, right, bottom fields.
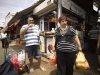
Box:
left=49, top=69, right=56, bottom=75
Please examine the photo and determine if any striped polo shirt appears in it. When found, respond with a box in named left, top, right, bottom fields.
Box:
left=54, top=26, right=76, bottom=52
left=21, top=24, right=40, bottom=46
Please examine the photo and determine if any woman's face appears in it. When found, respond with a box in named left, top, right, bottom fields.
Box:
left=60, top=19, right=67, bottom=26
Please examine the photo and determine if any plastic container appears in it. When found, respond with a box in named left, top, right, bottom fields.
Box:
left=6, top=54, right=12, bottom=60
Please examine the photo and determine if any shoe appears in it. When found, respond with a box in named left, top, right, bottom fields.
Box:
left=40, top=67, right=46, bottom=71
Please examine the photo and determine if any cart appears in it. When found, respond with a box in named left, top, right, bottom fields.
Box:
left=3, top=40, right=30, bottom=74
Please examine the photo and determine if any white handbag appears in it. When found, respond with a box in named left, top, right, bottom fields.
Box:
left=0, top=33, right=7, bottom=39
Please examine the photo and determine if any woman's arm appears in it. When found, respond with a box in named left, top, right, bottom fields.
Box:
left=52, top=37, right=56, bottom=52
left=73, top=35, right=82, bottom=51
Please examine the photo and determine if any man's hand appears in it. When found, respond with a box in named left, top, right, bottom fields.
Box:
left=28, top=24, right=33, bottom=28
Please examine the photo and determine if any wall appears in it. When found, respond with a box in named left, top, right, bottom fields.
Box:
left=5, top=12, right=16, bottom=27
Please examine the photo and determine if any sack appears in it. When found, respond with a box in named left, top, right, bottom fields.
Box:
left=96, top=47, right=100, bottom=55
left=49, top=52, right=56, bottom=66
left=0, top=33, right=7, bottom=39
left=75, top=52, right=90, bottom=69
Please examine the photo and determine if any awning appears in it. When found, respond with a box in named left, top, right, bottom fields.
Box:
left=7, top=0, right=44, bottom=26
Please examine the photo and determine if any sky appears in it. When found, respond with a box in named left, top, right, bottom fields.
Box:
left=0, top=0, right=38, bottom=24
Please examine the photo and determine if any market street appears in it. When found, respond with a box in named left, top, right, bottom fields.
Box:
left=0, top=41, right=100, bottom=75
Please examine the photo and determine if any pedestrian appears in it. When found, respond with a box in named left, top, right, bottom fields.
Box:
left=20, top=16, right=46, bottom=73
left=52, top=16, right=82, bottom=75
left=0, top=32, right=7, bottom=48
left=88, top=26, right=99, bottom=53
left=97, top=30, right=100, bottom=72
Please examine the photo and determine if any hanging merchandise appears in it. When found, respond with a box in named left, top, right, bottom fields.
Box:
left=80, top=25, right=84, bottom=30
left=51, top=18, right=55, bottom=22
left=48, top=19, right=52, bottom=22
left=62, top=12, right=65, bottom=16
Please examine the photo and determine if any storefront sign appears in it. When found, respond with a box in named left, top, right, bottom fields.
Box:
left=62, top=0, right=71, bottom=10
left=47, top=0, right=52, bottom=6
left=33, top=0, right=56, bottom=15
left=62, top=0, right=85, bottom=18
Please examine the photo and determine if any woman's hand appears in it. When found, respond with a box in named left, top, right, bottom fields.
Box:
left=78, top=46, right=82, bottom=52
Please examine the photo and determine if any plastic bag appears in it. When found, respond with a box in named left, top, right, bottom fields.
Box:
left=18, top=50, right=25, bottom=71
left=49, top=52, right=56, bottom=66
left=10, top=55, right=19, bottom=71
left=75, top=52, right=90, bottom=69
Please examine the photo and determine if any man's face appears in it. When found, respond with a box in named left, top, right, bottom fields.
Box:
left=27, top=17, right=34, bottom=24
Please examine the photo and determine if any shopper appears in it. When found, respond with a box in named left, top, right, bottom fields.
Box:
left=52, top=16, right=82, bottom=75
left=20, top=16, right=46, bottom=73
left=0, top=32, right=7, bottom=48
left=88, top=26, right=99, bottom=53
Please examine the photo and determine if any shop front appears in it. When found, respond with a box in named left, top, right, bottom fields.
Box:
left=33, top=0, right=86, bottom=53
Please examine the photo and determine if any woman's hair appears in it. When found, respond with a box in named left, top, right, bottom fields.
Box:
left=58, top=16, right=67, bottom=23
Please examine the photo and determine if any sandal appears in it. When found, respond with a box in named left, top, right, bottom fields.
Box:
left=40, top=67, right=46, bottom=71
left=97, top=68, right=100, bottom=72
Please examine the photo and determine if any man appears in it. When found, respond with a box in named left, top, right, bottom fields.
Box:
left=20, top=16, right=46, bottom=72
left=88, top=26, right=99, bottom=53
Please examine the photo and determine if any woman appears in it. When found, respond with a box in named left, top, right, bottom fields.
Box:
left=52, top=16, right=82, bottom=75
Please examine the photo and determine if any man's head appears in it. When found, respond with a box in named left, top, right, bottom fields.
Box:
left=27, top=16, right=34, bottom=24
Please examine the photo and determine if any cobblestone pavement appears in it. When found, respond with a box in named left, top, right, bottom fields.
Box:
left=0, top=41, right=100, bottom=75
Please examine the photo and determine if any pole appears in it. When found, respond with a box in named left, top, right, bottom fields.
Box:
left=57, top=0, right=62, bottom=27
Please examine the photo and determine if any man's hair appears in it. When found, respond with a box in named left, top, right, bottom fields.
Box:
left=27, top=16, right=34, bottom=20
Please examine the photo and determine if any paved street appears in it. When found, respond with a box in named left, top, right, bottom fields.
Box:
left=0, top=41, right=100, bottom=75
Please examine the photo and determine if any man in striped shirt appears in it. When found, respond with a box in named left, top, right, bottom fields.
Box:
left=20, top=16, right=46, bottom=72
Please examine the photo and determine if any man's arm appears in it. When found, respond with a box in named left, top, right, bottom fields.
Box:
left=20, top=26, right=29, bottom=35
left=20, top=24, right=33, bottom=35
